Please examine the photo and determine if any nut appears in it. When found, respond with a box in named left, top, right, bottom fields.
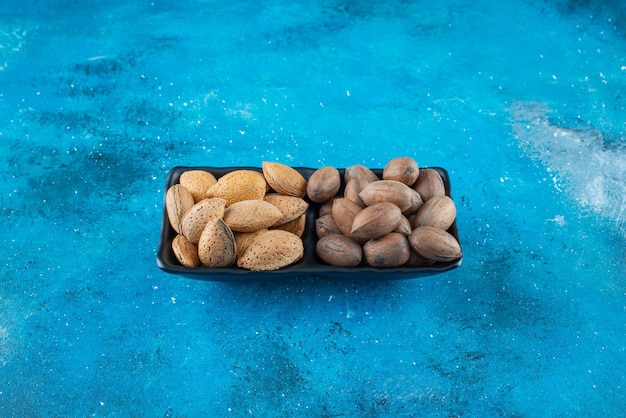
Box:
left=358, top=180, right=421, bottom=213
left=408, top=226, right=462, bottom=262
left=363, top=232, right=411, bottom=268
left=172, top=234, right=201, bottom=268
left=414, top=168, right=445, bottom=202
left=181, top=198, right=227, bottom=244
left=306, top=166, right=341, bottom=203
left=237, top=230, right=304, bottom=271
left=351, top=202, right=402, bottom=242
left=262, top=161, right=307, bottom=198
left=412, top=195, right=456, bottom=230
left=206, top=170, right=267, bottom=206
left=165, top=184, right=195, bottom=234
left=179, top=170, right=217, bottom=203
left=263, top=193, right=309, bottom=226
left=316, top=234, right=362, bottom=267
left=197, top=218, right=237, bottom=267
left=383, top=157, right=419, bottom=186
left=223, top=200, right=283, bottom=233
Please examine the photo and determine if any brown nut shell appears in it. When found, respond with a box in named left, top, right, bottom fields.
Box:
left=408, top=226, right=462, bottom=262
left=306, top=166, right=341, bottom=203
left=263, top=193, right=309, bottom=226
left=172, top=234, right=201, bottom=268
left=315, top=214, right=342, bottom=239
left=344, top=164, right=379, bottom=183
left=262, top=161, right=307, bottom=198
left=272, top=213, right=306, bottom=237
left=358, top=180, right=420, bottom=212
left=331, top=198, right=363, bottom=238
left=351, top=202, right=402, bottom=242
left=412, top=195, right=456, bottom=230
left=179, top=170, right=218, bottom=203
left=181, top=198, right=227, bottom=244
left=237, top=230, right=304, bottom=271
left=363, top=232, right=411, bottom=268
left=344, top=178, right=370, bottom=207
left=382, top=157, right=419, bottom=186
left=316, top=234, right=362, bottom=267
left=414, top=168, right=445, bottom=202
left=223, top=200, right=283, bottom=233
left=197, top=218, right=237, bottom=267
left=206, top=170, right=267, bottom=206
left=166, top=184, right=195, bottom=234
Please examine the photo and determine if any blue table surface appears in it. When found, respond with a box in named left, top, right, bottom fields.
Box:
left=1, top=0, right=624, bottom=416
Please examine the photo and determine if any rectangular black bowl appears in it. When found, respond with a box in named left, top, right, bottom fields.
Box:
left=157, top=166, right=462, bottom=281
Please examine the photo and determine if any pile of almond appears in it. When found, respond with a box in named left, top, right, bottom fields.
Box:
left=311, top=157, right=462, bottom=268
left=165, top=162, right=309, bottom=271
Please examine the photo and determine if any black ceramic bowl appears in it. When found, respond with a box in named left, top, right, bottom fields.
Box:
left=157, top=166, right=462, bottom=281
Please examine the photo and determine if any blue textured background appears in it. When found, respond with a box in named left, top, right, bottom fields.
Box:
left=1, top=0, right=625, bottom=416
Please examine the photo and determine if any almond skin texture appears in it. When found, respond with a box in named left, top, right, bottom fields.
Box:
left=383, top=157, right=419, bottom=186
left=358, top=180, right=419, bottom=212
left=223, top=200, right=283, bottom=233
left=316, top=234, right=362, bottom=267
left=331, top=198, right=363, bottom=238
left=344, top=164, right=379, bottom=183
left=234, top=229, right=268, bottom=259
left=262, top=161, right=307, bottom=198
left=197, top=218, right=237, bottom=267
left=412, top=195, right=456, bottom=230
left=408, top=226, right=463, bottom=262
left=206, top=170, right=267, bottom=206
left=263, top=193, right=309, bottom=226
left=363, top=232, right=411, bottom=268
left=172, top=234, right=201, bottom=268
left=414, top=168, right=445, bottom=202
left=166, top=184, right=195, bottom=234
left=237, top=230, right=304, bottom=271
left=272, top=213, right=306, bottom=237
left=351, top=202, right=402, bottom=242
left=181, top=198, right=227, bottom=244
left=315, top=214, right=342, bottom=238
left=306, top=166, right=341, bottom=203
left=179, top=170, right=218, bottom=203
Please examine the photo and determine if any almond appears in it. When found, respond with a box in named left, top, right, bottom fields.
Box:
left=234, top=229, right=268, bottom=259
left=179, top=170, right=217, bottom=203
left=306, top=166, right=341, bottom=203
left=263, top=193, right=308, bottom=226
left=197, top=218, right=237, bottom=267
left=172, top=234, right=201, bottom=268
left=237, top=230, right=304, bottom=271
left=181, top=198, right=227, bottom=244
left=206, top=170, right=267, bottom=206
left=262, top=161, right=307, bottom=198
left=272, top=213, right=306, bottom=237
left=223, top=200, right=282, bottom=233
left=383, top=157, right=419, bottom=186
left=408, top=226, right=462, bottom=262
left=165, top=184, right=195, bottom=234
